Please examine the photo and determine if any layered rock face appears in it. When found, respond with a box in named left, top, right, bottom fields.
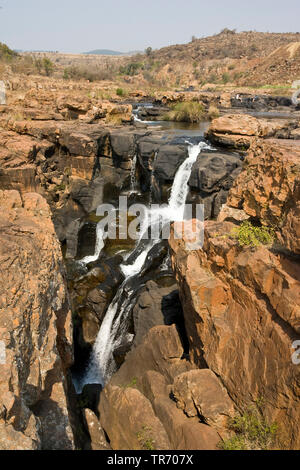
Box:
left=228, top=138, right=300, bottom=254
left=0, top=190, right=75, bottom=450
left=206, top=114, right=300, bottom=149
left=169, top=138, right=300, bottom=449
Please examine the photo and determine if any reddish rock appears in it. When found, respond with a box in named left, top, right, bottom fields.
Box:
left=172, top=369, right=235, bottom=435
left=0, top=190, right=75, bottom=449
left=228, top=139, right=300, bottom=254
left=209, top=114, right=261, bottom=136
left=206, top=114, right=299, bottom=148
left=98, top=325, right=223, bottom=450
left=169, top=219, right=300, bottom=449
left=99, top=385, right=171, bottom=450
left=83, top=409, right=111, bottom=450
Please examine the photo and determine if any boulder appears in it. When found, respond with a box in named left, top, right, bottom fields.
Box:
left=98, top=325, right=222, bottom=450
left=188, top=151, right=242, bottom=218
left=99, top=385, right=171, bottom=450
left=83, top=409, right=111, bottom=450
left=172, top=369, right=235, bottom=435
left=206, top=114, right=299, bottom=149
left=132, top=280, right=184, bottom=346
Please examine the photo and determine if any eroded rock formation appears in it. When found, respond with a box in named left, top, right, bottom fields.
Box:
left=99, top=325, right=234, bottom=450
left=228, top=138, right=300, bottom=254
left=206, top=114, right=300, bottom=149
left=169, top=138, right=300, bottom=449
left=0, top=190, right=75, bottom=450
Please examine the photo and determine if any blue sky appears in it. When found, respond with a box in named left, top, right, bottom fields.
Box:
left=0, top=0, right=300, bottom=53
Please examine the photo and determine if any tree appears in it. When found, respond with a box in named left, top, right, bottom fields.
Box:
left=145, top=47, right=152, bottom=57
left=43, top=57, right=54, bottom=76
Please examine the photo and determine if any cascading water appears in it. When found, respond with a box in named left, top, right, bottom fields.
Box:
left=130, top=154, right=137, bottom=192
left=80, top=222, right=105, bottom=265
left=149, top=151, right=158, bottom=204
left=78, top=140, right=211, bottom=391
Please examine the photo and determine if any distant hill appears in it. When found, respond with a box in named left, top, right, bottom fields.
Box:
left=84, top=49, right=123, bottom=55
left=148, top=30, right=300, bottom=62
left=123, top=30, right=300, bottom=87
left=83, top=49, right=141, bottom=56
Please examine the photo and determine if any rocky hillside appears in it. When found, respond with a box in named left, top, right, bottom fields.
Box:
left=123, top=30, right=300, bottom=88
left=150, top=30, right=300, bottom=62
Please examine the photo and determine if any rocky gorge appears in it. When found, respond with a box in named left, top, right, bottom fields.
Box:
left=0, top=81, right=299, bottom=451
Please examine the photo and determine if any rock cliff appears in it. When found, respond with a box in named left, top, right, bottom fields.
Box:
left=169, top=138, right=300, bottom=449
left=0, top=190, right=75, bottom=449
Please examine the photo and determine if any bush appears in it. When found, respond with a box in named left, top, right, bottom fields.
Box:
left=231, top=221, right=275, bottom=247
left=62, top=64, right=114, bottom=81
left=220, top=406, right=278, bottom=450
left=42, top=58, right=54, bottom=76
left=208, top=72, right=218, bottom=83
left=116, top=87, right=125, bottom=96
left=220, top=28, right=236, bottom=35
left=119, top=61, right=143, bottom=76
left=0, top=42, right=18, bottom=61
left=222, top=72, right=230, bottom=84
left=137, top=426, right=155, bottom=451
left=163, top=101, right=205, bottom=123
left=208, top=104, right=220, bottom=119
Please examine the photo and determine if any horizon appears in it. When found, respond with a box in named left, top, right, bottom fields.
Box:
left=0, top=0, right=300, bottom=54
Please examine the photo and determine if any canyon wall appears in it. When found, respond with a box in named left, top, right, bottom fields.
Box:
left=0, top=190, right=75, bottom=449
left=169, top=138, right=300, bottom=449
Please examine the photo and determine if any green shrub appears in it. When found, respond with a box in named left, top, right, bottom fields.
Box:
left=119, top=62, right=143, bottom=76
left=42, top=57, right=54, bottom=76
left=137, top=426, right=155, bottom=450
left=0, top=42, right=18, bottom=61
left=220, top=406, right=278, bottom=450
left=231, top=221, right=275, bottom=247
left=208, top=72, right=218, bottom=83
left=222, top=72, right=230, bottom=84
left=116, top=87, right=125, bottom=96
left=163, top=101, right=205, bottom=123
left=208, top=104, right=220, bottom=119
left=121, top=377, right=138, bottom=389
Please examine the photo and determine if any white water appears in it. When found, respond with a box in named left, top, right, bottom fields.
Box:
left=130, top=154, right=137, bottom=192
left=80, top=223, right=105, bottom=265
left=133, top=105, right=156, bottom=124
left=149, top=151, right=158, bottom=204
left=79, top=140, right=211, bottom=390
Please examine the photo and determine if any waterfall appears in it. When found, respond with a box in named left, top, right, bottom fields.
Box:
left=78, top=140, right=211, bottom=390
left=169, top=141, right=209, bottom=219
left=80, top=222, right=105, bottom=265
left=83, top=281, right=130, bottom=386
left=130, top=154, right=137, bottom=192
left=149, top=151, right=158, bottom=204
